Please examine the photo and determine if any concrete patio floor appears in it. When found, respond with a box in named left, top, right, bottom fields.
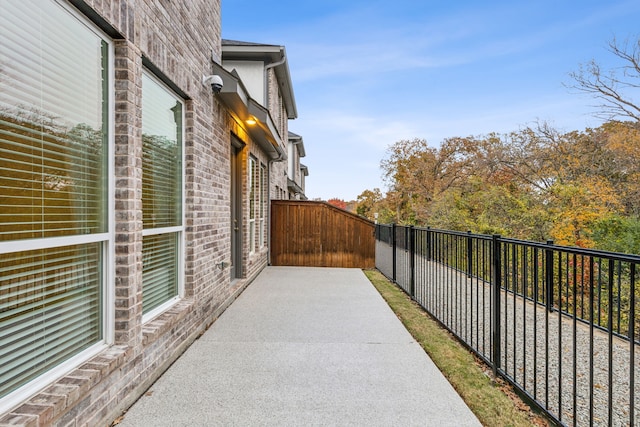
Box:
left=116, top=266, right=481, bottom=426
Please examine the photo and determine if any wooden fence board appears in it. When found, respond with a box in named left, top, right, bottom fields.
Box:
left=270, top=200, right=375, bottom=268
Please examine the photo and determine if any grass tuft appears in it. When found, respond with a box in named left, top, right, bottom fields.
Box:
left=364, top=269, right=551, bottom=427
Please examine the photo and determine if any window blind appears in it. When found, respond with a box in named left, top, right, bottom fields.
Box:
left=0, top=244, right=102, bottom=398
left=142, top=233, right=178, bottom=314
left=142, top=134, right=181, bottom=228
left=0, top=1, right=107, bottom=241
left=141, top=73, right=183, bottom=314
left=0, top=0, right=108, bottom=400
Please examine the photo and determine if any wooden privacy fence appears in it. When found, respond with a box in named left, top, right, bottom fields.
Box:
left=271, top=200, right=375, bottom=268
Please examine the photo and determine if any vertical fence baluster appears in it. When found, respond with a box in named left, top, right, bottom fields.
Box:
left=589, top=256, right=595, bottom=427
left=608, top=258, right=614, bottom=427
left=481, top=239, right=486, bottom=355
left=416, top=228, right=421, bottom=303
left=564, top=252, right=568, bottom=314
left=448, top=232, right=451, bottom=325
left=391, top=223, right=396, bottom=284
left=457, top=234, right=462, bottom=335
left=597, top=259, right=603, bottom=327
left=522, top=246, right=527, bottom=389
left=404, top=226, right=409, bottom=293
left=467, top=230, right=473, bottom=278
left=546, top=240, right=554, bottom=312
left=629, top=263, right=635, bottom=427
left=545, top=242, right=552, bottom=409
left=617, top=264, right=622, bottom=334
left=473, top=237, right=478, bottom=351
left=558, top=251, right=563, bottom=423
left=409, top=225, right=415, bottom=299
left=512, top=243, right=517, bottom=380
left=435, top=231, right=439, bottom=319
left=533, top=247, right=538, bottom=400
left=572, top=253, right=578, bottom=427
left=581, top=254, right=585, bottom=321
left=492, top=234, right=502, bottom=376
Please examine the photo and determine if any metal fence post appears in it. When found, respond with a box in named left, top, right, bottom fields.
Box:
left=426, top=226, right=432, bottom=261
left=491, top=234, right=502, bottom=376
left=409, top=225, right=415, bottom=298
left=467, top=230, right=473, bottom=278
left=629, top=263, right=636, bottom=427
left=392, top=223, right=397, bottom=283
left=545, top=240, right=554, bottom=312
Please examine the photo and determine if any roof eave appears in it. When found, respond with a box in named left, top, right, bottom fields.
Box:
left=288, top=132, right=306, bottom=157
left=212, top=62, right=285, bottom=161
left=287, top=178, right=306, bottom=199
left=222, top=41, right=298, bottom=120
left=274, top=46, right=298, bottom=119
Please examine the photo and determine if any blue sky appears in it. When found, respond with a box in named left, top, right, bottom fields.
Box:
left=221, top=0, right=640, bottom=201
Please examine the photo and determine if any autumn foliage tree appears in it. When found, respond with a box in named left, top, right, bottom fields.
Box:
left=326, top=198, right=347, bottom=210
left=375, top=121, right=639, bottom=250
left=365, top=36, right=640, bottom=253
left=379, top=137, right=480, bottom=224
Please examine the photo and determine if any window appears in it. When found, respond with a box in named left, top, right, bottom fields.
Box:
left=248, top=156, right=257, bottom=253
left=248, top=157, right=267, bottom=252
left=141, top=72, right=183, bottom=318
left=0, top=0, right=110, bottom=405
left=259, top=163, right=267, bottom=248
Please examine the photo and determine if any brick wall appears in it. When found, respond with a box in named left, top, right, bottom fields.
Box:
left=0, top=0, right=275, bottom=425
left=265, top=68, right=290, bottom=201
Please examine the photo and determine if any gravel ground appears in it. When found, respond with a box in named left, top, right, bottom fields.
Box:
left=379, top=244, right=639, bottom=427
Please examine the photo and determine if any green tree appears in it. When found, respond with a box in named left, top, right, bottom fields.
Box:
left=590, top=215, right=640, bottom=254
left=356, top=188, right=384, bottom=220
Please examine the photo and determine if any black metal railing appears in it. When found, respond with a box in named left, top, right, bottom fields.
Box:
left=375, top=224, right=639, bottom=427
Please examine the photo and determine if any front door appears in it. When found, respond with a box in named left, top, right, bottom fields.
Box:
left=230, top=141, right=243, bottom=280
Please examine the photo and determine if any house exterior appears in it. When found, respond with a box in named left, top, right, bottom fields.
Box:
left=287, top=132, right=309, bottom=200
left=217, top=39, right=300, bottom=202
left=0, top=1, right=302, bottom=425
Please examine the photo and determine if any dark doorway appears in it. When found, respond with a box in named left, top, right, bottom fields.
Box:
left=230, top=139, right=243, bottom=280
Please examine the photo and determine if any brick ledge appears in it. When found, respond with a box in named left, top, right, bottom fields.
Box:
left=0, top=346, right=129, bottom=427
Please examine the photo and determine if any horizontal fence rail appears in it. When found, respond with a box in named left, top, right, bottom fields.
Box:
left=375, top=224, right=639, bottom=427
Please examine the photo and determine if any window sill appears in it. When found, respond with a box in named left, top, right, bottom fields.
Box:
left=141, top=299, right=195, bottom=346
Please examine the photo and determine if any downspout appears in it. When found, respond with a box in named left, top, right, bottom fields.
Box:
left=263, top=53, right=286, bottom=109
left=264, top=50, right=287, bottom=266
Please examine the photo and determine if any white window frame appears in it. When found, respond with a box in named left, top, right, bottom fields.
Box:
left=0, top=0, right=114, bottom=413
left=248, top=155, right=257, bottom=254
left=248, top=156, right=267, bottom=253
left=259, top=162, right=267, bottom=248
left=140, top=70, right=185, bottom=324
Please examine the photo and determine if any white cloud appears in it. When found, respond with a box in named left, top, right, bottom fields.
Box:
left=294, top=109, right=425, bottom=150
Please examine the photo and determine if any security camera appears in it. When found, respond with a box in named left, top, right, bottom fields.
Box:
left=203, top=75, right=223, bottom=94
